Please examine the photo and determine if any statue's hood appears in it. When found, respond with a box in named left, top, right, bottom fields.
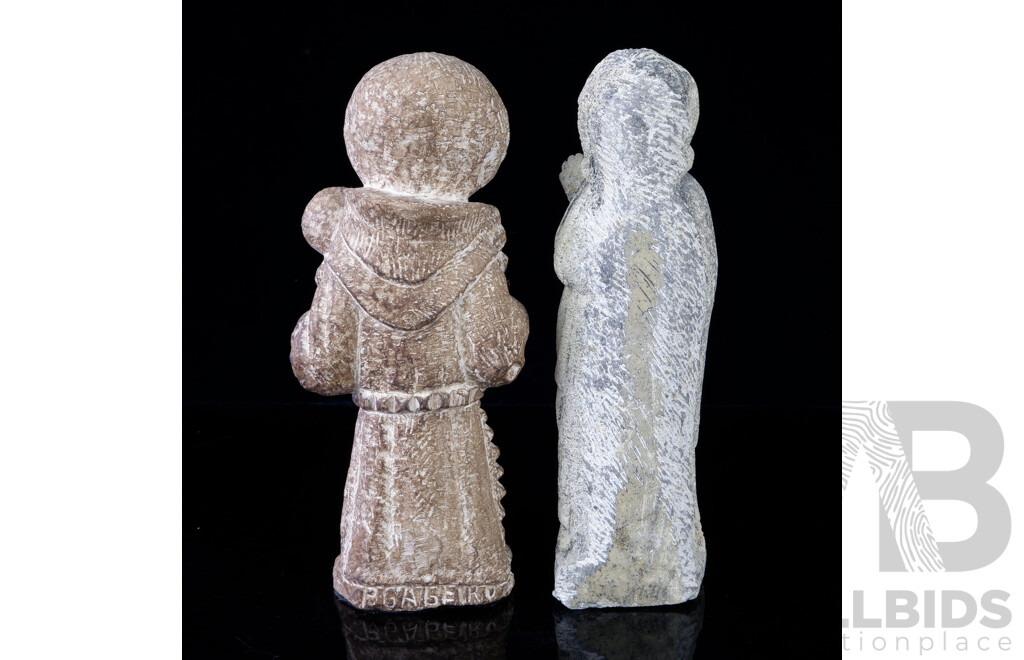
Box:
left=327, top=188, right=505, bottom=330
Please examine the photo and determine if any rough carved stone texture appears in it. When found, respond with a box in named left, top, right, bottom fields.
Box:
left=553, top=49, right=717, bottom=608
left=290, top=53, right=527, bottom=611
left=344, top=52, right=510, bottom=202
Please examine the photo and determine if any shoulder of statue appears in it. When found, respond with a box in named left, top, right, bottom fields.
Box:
left=301, top=187, right=349, bottom=254
left=323, top=194, right=506, bottom=331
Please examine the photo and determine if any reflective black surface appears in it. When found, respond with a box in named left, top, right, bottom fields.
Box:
left=553, top=596, right=704, bottom=660
left=336, top=597, right=515, bottom=659
left=186, top=3, right=837, bottom=657
left=185, top=404, right=832, bottom=658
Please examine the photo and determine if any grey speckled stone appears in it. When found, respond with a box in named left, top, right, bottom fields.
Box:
left=553, top=49, right=717, bottom=608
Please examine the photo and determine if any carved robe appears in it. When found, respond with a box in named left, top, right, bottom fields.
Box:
left=553, top=48, right=716, bottom=608
left=291, top=187, right=528, bottom=610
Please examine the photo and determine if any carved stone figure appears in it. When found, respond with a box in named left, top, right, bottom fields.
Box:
left=553, top=49, right=717, bottom=608
left=290, top=52, right=528, bottom=611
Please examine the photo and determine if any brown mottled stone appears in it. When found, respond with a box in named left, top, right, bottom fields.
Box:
left=290, top=53, right=527, bottom=611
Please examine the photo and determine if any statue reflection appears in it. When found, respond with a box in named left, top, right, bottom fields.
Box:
left=336, top=596, right=513, bottom=659
left=553, top=590, right=704, bottom=660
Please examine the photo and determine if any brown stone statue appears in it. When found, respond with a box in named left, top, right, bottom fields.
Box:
left=290, top=53, right=528, bottom=611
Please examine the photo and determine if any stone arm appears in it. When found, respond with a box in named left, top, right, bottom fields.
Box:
left=559, top=153, right=586, bottom=201
left=290, top=187, right=358, bottom=396
left=290, top=265, right=359, bottom=396
left=458, top=257, right=529, bottom=388
left=301, top=187, right=346, bottom=254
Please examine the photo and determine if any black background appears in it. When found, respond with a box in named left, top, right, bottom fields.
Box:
left=187, top=3, right=836, bottom=657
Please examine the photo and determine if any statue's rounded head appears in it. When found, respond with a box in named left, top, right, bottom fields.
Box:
left=578, top=48, right=699, bottom=180
left=344, top=52, right=509, bottom=201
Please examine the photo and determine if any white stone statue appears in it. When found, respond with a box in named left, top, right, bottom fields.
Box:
left=553, top=48, right=717, bottom=608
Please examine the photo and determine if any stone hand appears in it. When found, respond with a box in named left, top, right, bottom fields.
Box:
left=559, top=153, right=585, bottom=201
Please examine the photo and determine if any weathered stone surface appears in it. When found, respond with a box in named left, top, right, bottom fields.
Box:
left=553, top=49, right=717, bottom=608
left=343, top=52, right=509, bottom=202
left=290, top=53, right=527, bottom=611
